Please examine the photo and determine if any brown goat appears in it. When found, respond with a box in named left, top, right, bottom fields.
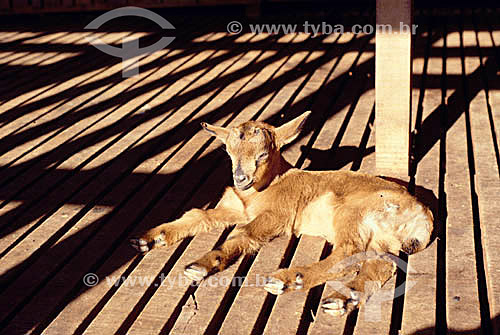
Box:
left=130, top=111, right=433, bottom=316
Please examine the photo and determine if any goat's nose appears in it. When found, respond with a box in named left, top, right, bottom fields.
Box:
left=234, top=162, right=249, bottom=185
left=234, top=173, right=249, bottom=184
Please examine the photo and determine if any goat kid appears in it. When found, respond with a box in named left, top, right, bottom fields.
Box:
left=130, top=111, right=433, bottom=316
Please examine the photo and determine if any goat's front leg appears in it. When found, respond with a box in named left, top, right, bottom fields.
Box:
left=184, top=211, right=284, bottom=282
left=130, top=188, right=246, bottom=253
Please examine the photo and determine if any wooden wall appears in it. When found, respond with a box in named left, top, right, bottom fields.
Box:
left=0, top=0, right=258, bottom=14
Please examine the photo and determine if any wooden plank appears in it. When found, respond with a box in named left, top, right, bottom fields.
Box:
left=352, top=277, right=396, bottom=335
left=470, top=24, right=500, bottom=335
left=0, top=49, right=16, bottom=64
left=0, top=31, right=16, bottom=42
left=300, top=35, right=370, bottom=174
left=3, top=25, right=232, bottom=320
left=0, top=34, right=124, bottom=134
left=81, top=171, right=227, bottom=335
left=0, top=29, right=209, bottom=243
left=0, top=31, right=144, bottom=90
left=42, top=131, right=223, bottom=334
left=0, top=45, right=177, bottom=253
left=0, top=31, right=240, bottom=334
left=3, top=52, right=244, bottom=335
left=263, top=236, right=325, bottom=334
left=0, top=50, right=29, bottom=65
left=30, top=132, right=226, bottom=335
left=3, top=31, right=46, bottom=43
left=217, top=237, right=291, bottom=335
left=401, top=18, right=440, bottom=334
left=0, top=45, right=211, bottom=333
left=0, top=47, right=172, bottom=260
left=0, top=31, right=80, bottom=89
left=443, top=28, right=482, bottom=332
left=489, top=23, right=500, bottom=140
left=0, top=31, right=70, bottom=67
left=375, top=0, right=412, bottom=178
left=0, top=31, right=40, bottom=44
left=0, top=31, right=132, bottom=138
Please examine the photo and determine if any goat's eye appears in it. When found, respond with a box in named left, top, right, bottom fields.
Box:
left=257, top=152, right=268, bottom=162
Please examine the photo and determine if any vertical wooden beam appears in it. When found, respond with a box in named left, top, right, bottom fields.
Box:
left=375, top=0, right=413, bottom=178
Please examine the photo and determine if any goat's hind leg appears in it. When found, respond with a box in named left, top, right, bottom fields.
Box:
left=263, top=242, right=363, bottom=295
left=263, top=261, right=359, bottom=296
left=320, top=256, right=396, bottom=316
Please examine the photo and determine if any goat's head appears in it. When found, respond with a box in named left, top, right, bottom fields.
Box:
left=201, top=111, right=311, bottom=191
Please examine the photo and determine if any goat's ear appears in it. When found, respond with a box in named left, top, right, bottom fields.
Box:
left=275, top=111, right=311, bottom=147
left=201, top=122, right=230, bottom=144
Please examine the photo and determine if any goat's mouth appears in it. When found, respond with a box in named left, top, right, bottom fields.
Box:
left=234, top=179, right=254, bottom=191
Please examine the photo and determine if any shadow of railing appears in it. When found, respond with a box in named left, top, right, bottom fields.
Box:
left=0, top=6, right=498, bottom=335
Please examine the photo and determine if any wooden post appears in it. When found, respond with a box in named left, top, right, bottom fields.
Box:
left=375, top=0, right=413, bottom=178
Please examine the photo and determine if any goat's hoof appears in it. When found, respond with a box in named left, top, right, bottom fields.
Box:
left=264, top=277, right=286, bottom=295
left=130, top=238, right=152, bottom=253
left=130, top=232, right=167, bottom=253
left=321, top=291, right=360, bottom=316
left=263, top=272, right=304, bottom=295
left=184, top=264, right=208, bottom=282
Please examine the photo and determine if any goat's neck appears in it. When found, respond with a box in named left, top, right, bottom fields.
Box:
left=237, top=153, right=293, bottom=196
left=255, top=153, right=292, bottom=192
left=276, top=154, right=293, bottom=176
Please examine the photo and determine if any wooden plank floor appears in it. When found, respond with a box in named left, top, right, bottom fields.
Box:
left=0, top=7, right=499, bottom=335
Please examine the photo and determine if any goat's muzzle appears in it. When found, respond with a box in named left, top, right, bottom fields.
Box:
left=234, top=173, right=253, bottom=190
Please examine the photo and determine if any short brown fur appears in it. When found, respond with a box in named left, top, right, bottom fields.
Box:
left=131, top=112, right=433, bottom=316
